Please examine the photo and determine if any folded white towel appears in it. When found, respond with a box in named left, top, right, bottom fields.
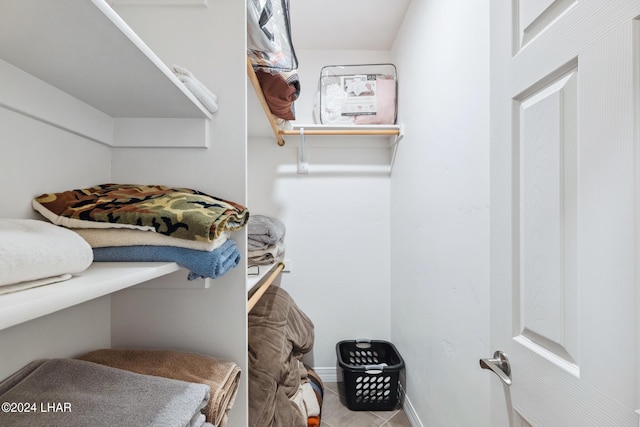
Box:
left=301, top=381, right=320, bottom=417
left=248, top=240, right=285, bottom=265
left=73, top=228, right=229, bottom=252
left=172, top=64, right=194, bottom=78
left=177, top=75, right=219, bottom=113
left=173, top=65, right=219, bottom=113
left=0, top=219, right=93, bottom=287
left=173, top=65, right=215, bottom=99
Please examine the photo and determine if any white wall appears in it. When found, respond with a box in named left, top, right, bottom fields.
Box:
left=390, top=0, right=491, bottom=426
left=248, top=49, right=394, bottom=371
left=0, top=89, right=113, bottom=378
left=248, top=4, right=492, bottom=423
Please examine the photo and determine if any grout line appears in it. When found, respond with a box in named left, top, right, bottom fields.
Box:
left=322, top=382, right=409, bottom=427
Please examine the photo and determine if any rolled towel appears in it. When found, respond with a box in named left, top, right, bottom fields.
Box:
left=177, top=74, right=219, bottom=113
left=79, top=349, right=241, bottom=427
left=0, top=219, right=93, bottom=288
left=172, top=64, right=217, bottom=101
left=173, top=65, right=219, bottom=113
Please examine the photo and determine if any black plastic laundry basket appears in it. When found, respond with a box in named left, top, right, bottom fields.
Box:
left=336, top=339, right=405, bottom=411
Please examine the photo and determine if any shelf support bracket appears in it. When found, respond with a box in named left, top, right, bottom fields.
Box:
left=297, top=127, right=309, bottom=174
left=389, top=124, right=404, bottom=172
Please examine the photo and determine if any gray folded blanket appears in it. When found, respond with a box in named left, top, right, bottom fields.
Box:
left=248, top=215, right=286, bottom=251
left=0, top=358, right=212, bottom=427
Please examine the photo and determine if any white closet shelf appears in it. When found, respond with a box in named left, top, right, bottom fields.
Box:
left=0, top=0, right=211, bottom=147
left=0, top=262, right=180, bottom=332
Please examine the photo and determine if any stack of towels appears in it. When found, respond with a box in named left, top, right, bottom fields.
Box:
left=247, top=215, right=286, bottom=267
left=0, top=219, right=93, bottom=294
left=78, top=349, right=241, bottom=427
left=0, top=349, right=241, bottom=427
left=32, top=183, right=250, bottom=281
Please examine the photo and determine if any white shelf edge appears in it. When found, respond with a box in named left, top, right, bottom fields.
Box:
left=108, top=0, right=208, bottom=6
left=0, top=262, right=180, bottom=332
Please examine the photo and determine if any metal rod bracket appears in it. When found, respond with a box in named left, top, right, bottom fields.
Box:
left=297, top=127, right=309, bottom=174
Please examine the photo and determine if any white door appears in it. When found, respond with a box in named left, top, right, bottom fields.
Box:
left=489, top=0, right=640, bottom=425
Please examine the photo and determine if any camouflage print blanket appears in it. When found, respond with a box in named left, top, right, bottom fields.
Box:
left=32, top=183, right=249, bottom=243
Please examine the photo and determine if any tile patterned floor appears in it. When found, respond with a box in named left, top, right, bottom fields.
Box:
left=320, top=382, right=412, bottom=427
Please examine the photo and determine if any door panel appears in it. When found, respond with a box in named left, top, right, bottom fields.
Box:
left=513, top=411, right=534, bottom=427
left=515, top=67, right=579, bottom=372
left=490, top=0, right=640, bottom=425
left=516, top=0, right=577, bottom=50
left=577, top=20, right=637, bottom=405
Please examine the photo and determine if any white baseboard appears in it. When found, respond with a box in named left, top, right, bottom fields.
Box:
left=312, top=366, right=340, bottom=383
left=313, top=366, right=423, bottom=427
left=401, top=392, right=424, bottom=427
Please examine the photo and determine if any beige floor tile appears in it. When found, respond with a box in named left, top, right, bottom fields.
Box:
left=336, top=410, right=388, bottom=426
left=383, top=410, right=413, bottom=427
left=370, top=408, right=400, bottom=422
left=320, top=382, right=410, bottom=427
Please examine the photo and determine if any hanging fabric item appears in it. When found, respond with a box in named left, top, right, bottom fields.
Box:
left=247, top=0, right=298, bottom=72
left=255, top=69, right=300, bottom=120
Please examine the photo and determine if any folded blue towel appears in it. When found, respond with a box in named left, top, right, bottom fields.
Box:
left=93, top=239, right=241, bottom=280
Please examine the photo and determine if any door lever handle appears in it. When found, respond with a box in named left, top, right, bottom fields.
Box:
left=479, top=350, right=512, bottom=386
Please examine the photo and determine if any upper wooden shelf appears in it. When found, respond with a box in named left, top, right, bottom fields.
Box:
left=246, top=58, right=402, bottom=147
